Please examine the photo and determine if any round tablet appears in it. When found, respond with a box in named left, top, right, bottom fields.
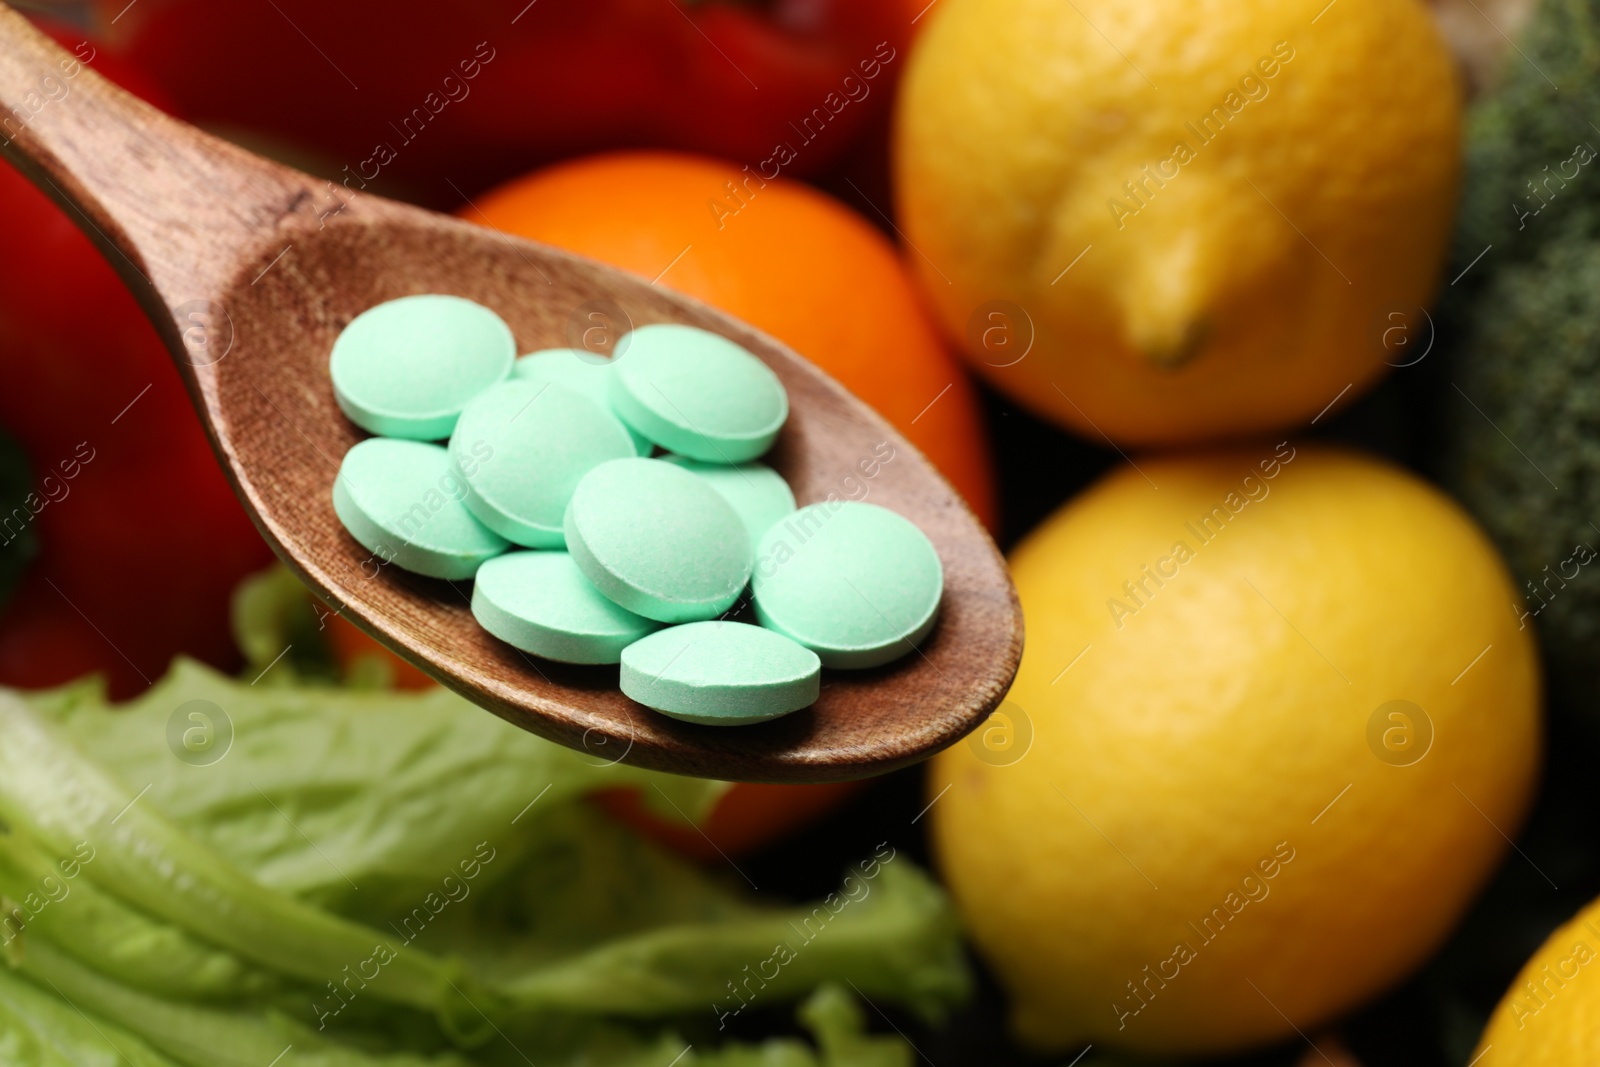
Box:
left=619, top=621, right=820, bottom=725
left=608, top=324, right=788, bottom=463
left=511, top=349, right=651, bottom=456
left=449, top=379, right=636, bottom=549
left=472, top=551, right=661, bottom=664
left=752, top=502, right=943, bottom=668
left=330, top=294, right=514, bottom=439
left=661, top=455, right=796, bottom=545
left=564, top=458, right=752, bottom=623
left=331, top=438, right=508, bottom=580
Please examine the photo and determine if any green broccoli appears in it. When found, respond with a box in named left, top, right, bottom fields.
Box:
left=1452, top=0, right=1600, bottom=265
left=1441, top=0, right=1600, bottom=712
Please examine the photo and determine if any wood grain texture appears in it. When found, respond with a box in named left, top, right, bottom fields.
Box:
left=0, top=5, right=1023, bottom=782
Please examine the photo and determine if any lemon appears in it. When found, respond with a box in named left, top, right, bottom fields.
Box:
left=1475, top=894, right=1600, bottom=1066
left=893, top=0, right=1460, bottom=446
left=930, top=446, right=1539, bottom=1055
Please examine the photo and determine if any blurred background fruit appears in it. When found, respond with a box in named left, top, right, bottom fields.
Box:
left=894, top=0, right=1461, bottom=446
left=1474, top=891, right=1600, bottom=1065
left=90, top=0, right=913, bottom=206
left=929, top=447, right=1539, bottom=1054
left=467, top=150, right=997, bottom=531
left=0, top=23, right=273, bottom=697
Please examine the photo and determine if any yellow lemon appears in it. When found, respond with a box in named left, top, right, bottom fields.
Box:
left=929, top=446, right=1539, bottom=1055
left=1475, top=895, right=1600, bottom=1066
left=893, top=0, right=1460, bottom=445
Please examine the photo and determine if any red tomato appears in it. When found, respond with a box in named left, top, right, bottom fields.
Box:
left=0, top=22, right=274, bottom=696
left=91, top=0, right=918, bottom=205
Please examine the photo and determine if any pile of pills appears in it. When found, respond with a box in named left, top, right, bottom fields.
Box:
left=329, top=294, right=943, bottom=726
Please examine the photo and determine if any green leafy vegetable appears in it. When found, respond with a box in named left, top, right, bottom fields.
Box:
left=0, top=687, right=491, bottom=1037
left=0, top=652, right=968, bottom=1067
left=0, top=830, right=279, bottom=1002
left=0, top=964, right=181, bottom=1067
left=498, top=839, right=964, bottom=1021
left=230, top=564, right=347, bottom=687
left=14, top=938, right=471, bottom=1067
left=798, top=985, right=909, bottom=1067
left=30, top=660, right=725, bottom=911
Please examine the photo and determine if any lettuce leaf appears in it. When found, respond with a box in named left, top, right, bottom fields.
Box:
left=365, top=803, right=968, bottom=1022
left=476, top=985, right=914, bottom=1067
left=13, top=938, right=472, bottom=1067
left=494, top=831, right=966, bottom=1022
left=6, top=928, right=927, bottom=1067
left=0, top=689, right=493, bottom=1038
left=0, top=627, right=968, bottom=1067
left=0, top=964, right=181, bottom=1067
left=230, top=564, right=347, bottom=687
left=799, top=984, right=912, bottom=1067
left=0, top=829, right=279, bottom=1002
left=28, top=660, right=726, bottom=913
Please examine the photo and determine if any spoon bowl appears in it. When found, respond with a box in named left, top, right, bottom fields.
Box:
left=0, top=6, right=1022, bottom=782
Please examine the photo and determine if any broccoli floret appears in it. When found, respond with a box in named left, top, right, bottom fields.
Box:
left=1453, top=0, right=1600, bottom=267
left=1445, top=238, right=1600, bottom=706
left=1441, top=0, right=1600, bottom=712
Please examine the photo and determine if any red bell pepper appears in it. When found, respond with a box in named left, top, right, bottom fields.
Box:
left=0, top=22, right=274, bottom=698
left=91, top=0, right=914, bottom=205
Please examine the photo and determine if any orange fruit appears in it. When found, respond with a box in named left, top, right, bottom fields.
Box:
left=466, top=149, right=997, bottom=532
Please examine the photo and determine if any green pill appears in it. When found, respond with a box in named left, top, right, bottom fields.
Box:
left=752, top=502, right=943, bottom=668
left=330, top=294, right=515, bottom=440
left=511, top=349, right=652, bottom=456
left=449, top=379, right=636, bottom=549
left=472, top=551, right=661, bottom=664
left=608, top=324, right=788, bottom=463
left=662, top=455, right=796, bottom=544
left=620, top=621, right=820, bottom=725
left=331, top=437, right=508, bottom=580
left=564, top=457, right=752, bottom=623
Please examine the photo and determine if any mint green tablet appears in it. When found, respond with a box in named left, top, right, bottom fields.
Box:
left=512, top=349, right=651, bottom=456
left=332, top=437, right=508, bottom=580
left=752, top=502, right=943, bottom=668
left=662, top=455, right=796, bottom=544
left=330, top=294, right=514, bottom=440
left=620, top=621, right=820, bottom=724
left=608, top=324, right=788, bottom=463
left=472, top=551, right=660, bottom=664
left=564, top=458, right=752, bottom=623
left=449, top=379, right=636, bottom=549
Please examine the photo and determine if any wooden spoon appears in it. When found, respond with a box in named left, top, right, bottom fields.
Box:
left=0, top=6, right=1021, bottom=783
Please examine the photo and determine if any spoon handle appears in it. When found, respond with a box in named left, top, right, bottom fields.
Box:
left=0, top=4, right=311, bottom=324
